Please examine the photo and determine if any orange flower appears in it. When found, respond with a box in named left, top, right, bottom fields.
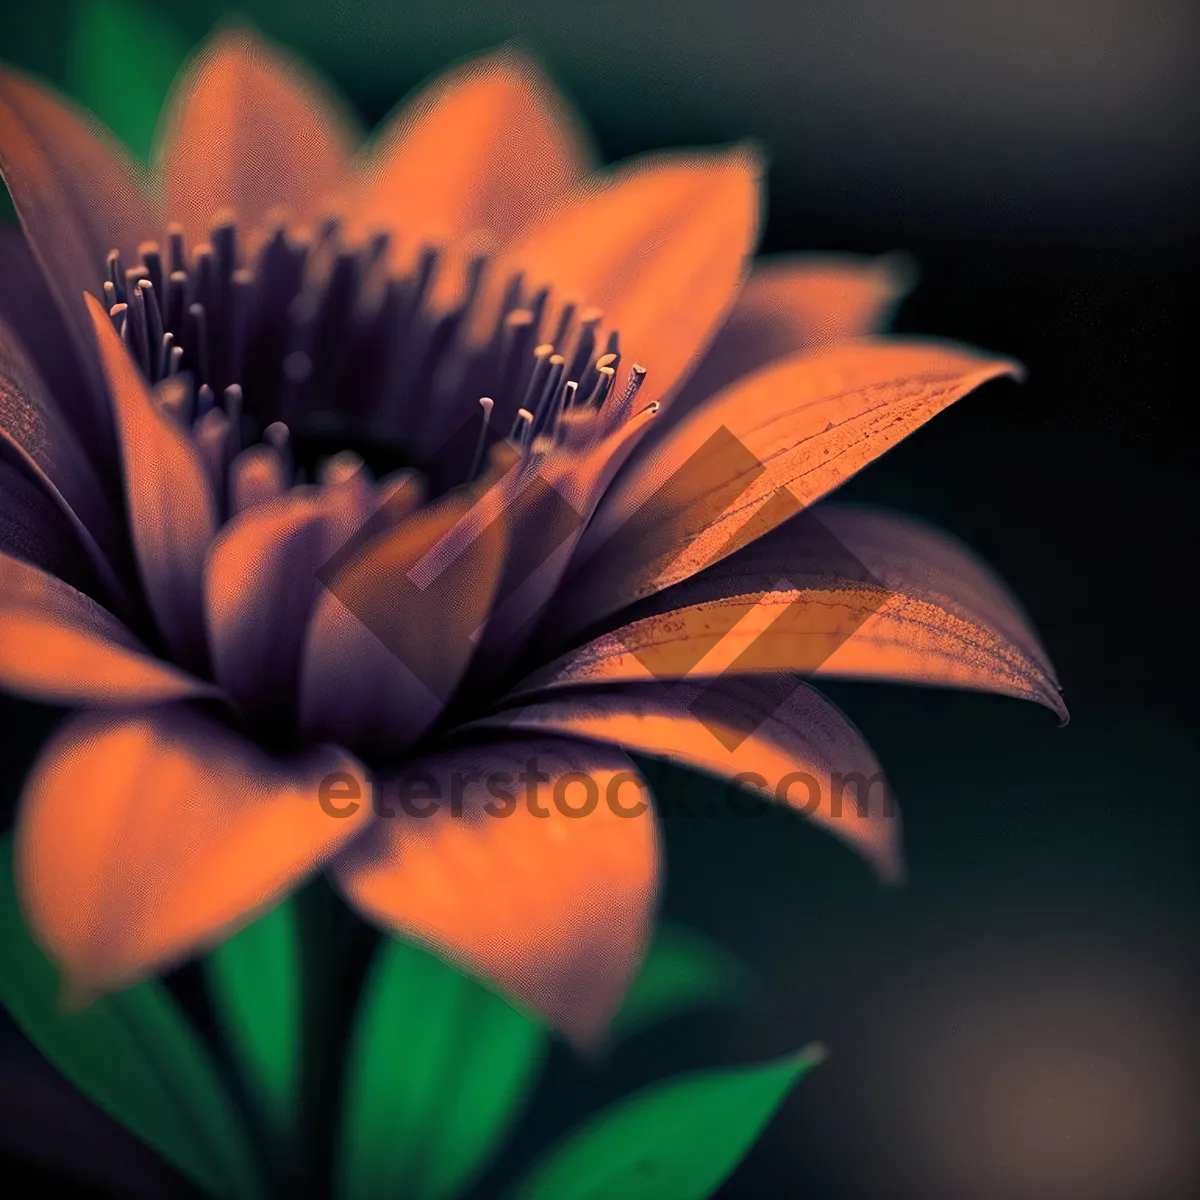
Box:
left=0, top=28, right=1063, bottom=1045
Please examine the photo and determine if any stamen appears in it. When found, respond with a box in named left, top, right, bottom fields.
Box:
left=187, top=303, right=211, bottom=384
left=584, top=361, right=616, bottom=409
left=123, top=265, right=147, bottom=302
left=229, top=268, right=255, bottom=388
left=613, top=364, right=648, bottom=422
left=552, top=301, right=577, bottom=349
left=158, top=331, right=175, bottom=381
left=127, top=281, right=150, bottom=375
left=138, top=280, right=164, bottom=381
left=106, top=250, right=125, bottom=303
left=192, top=245, right=215, bottom=316
left=98, top=213, right=638, bottom=514
left=212, top=218, right=238, bottom=300
left=223, top=384, right=244, bottom=442
left=263, top=420, right=293, bottom=477
left=139, top=241, right=163, bottom=297
left=532, top=354, right=566, bottom=434
left=195, top=407, right=232, bottom=499
left=318, top=449, right=366, bottom=486
left=566, top=307, right=602, bottom=385
left=555, top=381, right=578, bottom=434
left=510, top=408, right=534, bottom=452
left=497, top=310, right=535, bottom=406
left=468, top=397, right=494, bottom=480
left=166, top=270, right=187, bottom=335
left=158, top=375, right=193, bottom=426
left=231, top=444, right=287, bottom=514
left=167, top=224, right=186, bottom=274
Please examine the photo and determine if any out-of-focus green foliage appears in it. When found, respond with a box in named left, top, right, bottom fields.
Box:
left=613, top=921, right=749, bottom=1039
left=335, top=933, right=548, bottom=1200
left=509, top=1046, right=825, bottom=1199
left=65, top=0, right=189, bottom=159
left=0, top=834, right=267, bottom=1200
left=206, top=895, right=302, bottom=1170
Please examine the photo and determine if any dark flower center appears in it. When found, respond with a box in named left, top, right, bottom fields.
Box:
left=101, top=213, right=646, bottom=511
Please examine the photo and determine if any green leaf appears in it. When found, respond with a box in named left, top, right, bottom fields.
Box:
left=0, top=834, right=266, bottom=1200
left=65, top=0, right=189, bottom=161
left=335, top=936, right=547, bottom=1200
left=206, top=898, right=301, bottom=1163
left=613, top=921, right=749, bottom=1038
left=508, top=1046, right=825, bottom=1200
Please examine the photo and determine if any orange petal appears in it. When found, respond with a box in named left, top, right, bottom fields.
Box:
left=299, top=453, right=515, bottom=754
left=668, top=253, right=912, bottom=423
left=156, top=25, right=357, bottom=240
left=16, top=706, right=369, bottom=993
left=521, top=504, right=1065, bottom=720
left=475, top=679, right=901, bottom=882
left=0, top=69, right=154, bottom=439
left=483, top=147, right=762, bottom=410
left=206, top=470, right=421, bottom=729
left=86, top=293, right=217, bottom=671
left=352, top=48, right=592, bottom=284
left=558, top=338, right=1019, bottom=633
left=332, top=736, right=659, bottom=1047
left=1, top=551, right=214, bottom=706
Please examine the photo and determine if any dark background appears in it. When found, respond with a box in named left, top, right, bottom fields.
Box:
left=2, top=2, right=1197, bottom=1197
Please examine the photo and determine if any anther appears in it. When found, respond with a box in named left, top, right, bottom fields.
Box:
left=615, top=364, right=648, bottom=419
left=106, top=250, right=125, bottom=302
left=510, top=408, right=534, bottom=452
left=584, top=363, right=616, bottom=408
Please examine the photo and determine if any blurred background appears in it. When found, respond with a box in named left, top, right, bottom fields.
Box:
left=2, top=1, right=1197, bottom=1197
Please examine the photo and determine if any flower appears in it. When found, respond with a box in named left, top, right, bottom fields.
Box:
left=0, top=26, right=1063, bottom=1046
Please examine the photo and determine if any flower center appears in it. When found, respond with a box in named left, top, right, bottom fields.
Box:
left=101, top=212, right=648, bottom=513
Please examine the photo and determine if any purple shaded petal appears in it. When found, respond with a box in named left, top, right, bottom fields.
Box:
left=475, top=678, right=903, bottom=882
left=0, top=69, right=156, bottom=452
